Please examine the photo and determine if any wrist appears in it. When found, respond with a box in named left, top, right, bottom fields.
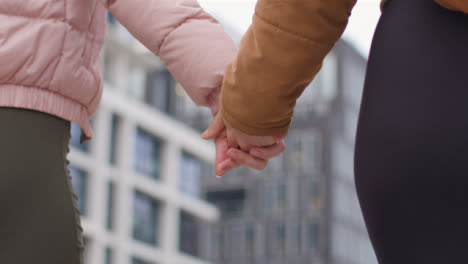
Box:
left=207, top=87, right=221, bottom=117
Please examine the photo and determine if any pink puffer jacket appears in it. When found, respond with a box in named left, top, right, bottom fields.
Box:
left=0, top=0, right=237, bottom=142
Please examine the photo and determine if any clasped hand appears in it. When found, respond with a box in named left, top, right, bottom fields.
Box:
left=201, top=111, right=286, bottom=176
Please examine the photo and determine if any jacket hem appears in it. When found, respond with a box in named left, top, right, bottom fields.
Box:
left=0, top=84, right=93, bottom=142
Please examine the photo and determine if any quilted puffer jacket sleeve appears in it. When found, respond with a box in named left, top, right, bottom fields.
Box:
left=220, top=0, right=357, bottom=136
left=100, top=0, right=237, bottom=114
left=434, top=0, right=468, bottom=14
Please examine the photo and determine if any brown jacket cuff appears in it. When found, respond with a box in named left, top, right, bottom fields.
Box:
left=220, top=103, right=291, bottom=136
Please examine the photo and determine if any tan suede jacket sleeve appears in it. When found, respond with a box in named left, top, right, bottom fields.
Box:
left=434, top=0, right=468, bottom=13
left=220, top=0, right=357, bottom=136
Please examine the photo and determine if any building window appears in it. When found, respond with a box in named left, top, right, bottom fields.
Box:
left=309, top=178, right=321, bottom=209
left=227, top=225, right=244, bottom=259
left=287, top=223, right=301, bottom=255
left=105, top=247, right=113, bottom=264
left=288, top=134, right=317, bottom=173
left=132, top=191, right=159, bottom=246
left=309, top=223, right=319, bottom=249
left=179, top=152, right=202, bottom=197
left=107, top=182, right=115, bottom=231
left=276, top=183, right=287, bottom=213
left=132, top=257, right=154, bottom=264
left=277, top=224, right=286, bottom=257
left=289, top=136, right=304, bottom=172
left=70, top=122, right=89, bottom=152
left=134, top=129, right=161, bottom=179
left=109, top=114, right=120, bottom=166
left=145, top=70, right=176, bottom=114
left=246, top=226, right=255, bottom=258
left=302, top=134, right=317, bottom=172
left=69, top=166, right=88, bottom=216
left=179, top=212, right=200, bottom=257
left=209, top=228, right=224, bottom=261
left=206, top=189, right=245, bottom=217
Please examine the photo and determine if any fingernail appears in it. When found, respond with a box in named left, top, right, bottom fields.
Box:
left=228, top=150, right=237, bottom=159
left=216, top=169, right=225, bottom=177
left=215, top=165, right=224, bottom=177
left=251, top=150, right=262, bottom=157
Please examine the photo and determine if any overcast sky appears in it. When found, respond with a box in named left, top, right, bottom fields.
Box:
left=198, top=0, right=382, bottom=58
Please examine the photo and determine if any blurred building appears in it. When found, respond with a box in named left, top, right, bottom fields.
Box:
left=68, top=10, right=378, bottom=264
left=200, top=41, right=378, bottom=264
left=67, top=13, right=222, bottom=264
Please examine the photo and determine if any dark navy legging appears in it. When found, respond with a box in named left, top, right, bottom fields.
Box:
left=354, top=0, right=468, bottom=263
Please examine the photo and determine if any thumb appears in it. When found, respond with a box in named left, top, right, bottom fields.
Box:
left=201, top=112, right=225, bottom=140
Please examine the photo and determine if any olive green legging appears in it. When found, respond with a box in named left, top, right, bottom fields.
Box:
left=0, top=107, right=84, bottom=263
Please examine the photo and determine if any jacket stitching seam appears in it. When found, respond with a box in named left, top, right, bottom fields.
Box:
left=49, top=0, right=68, bottom=93
left=85, top=4, right=102, bottom=106
left=82, top=1, right=99, bottom=60
left=158, top=10, right=208, bottom=54
left=0, top=13, right=105, bottom=42
left=254, top=12, right=335, bottom=46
